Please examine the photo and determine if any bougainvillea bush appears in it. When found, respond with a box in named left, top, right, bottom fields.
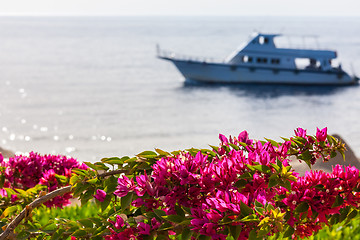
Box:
left=1, top=127, right=360, bottom=240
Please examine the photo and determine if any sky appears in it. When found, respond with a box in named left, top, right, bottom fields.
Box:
left=0, top=0, right=359, bottom=17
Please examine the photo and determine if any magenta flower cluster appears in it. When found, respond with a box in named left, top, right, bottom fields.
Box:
left=280, top=164, right=360, bottom=238
left=0, top=151, right=87, bottom=208
left=104, top=128, right=359, bottom=239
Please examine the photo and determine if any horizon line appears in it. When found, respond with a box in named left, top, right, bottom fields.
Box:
left=0, top=14, right=359, bottom=18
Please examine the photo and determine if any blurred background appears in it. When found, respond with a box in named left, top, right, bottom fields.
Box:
left=0, top=1, right=359, bottom=162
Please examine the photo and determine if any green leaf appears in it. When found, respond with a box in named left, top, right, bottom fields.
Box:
left=234, top=179, right=248, bottom=188
left=264, top=138, right=279, bottom=147
left=281, top=137, right=290, bottom=142
left=268, top=177, right=278, bottom=188
left=209, top=145, right=219, bottom=152
left=332, top=195, right=344, bottom=208
left=240, top=214, right=259, bottom=222
left=330, top=151, right=337, bottom=159
left=163, top=214, right=184, bottom=223
left=229, top=225, right=242, bottom=240
left=254, top=207, right=265, bottom=215
left=94, top=162, right=110, bottom=171
left=89, top=217, right=103, bottom=227
left=155, top=148, right=170, bottom=156
left=153, top=209, right=167, bottom=218
left=198, top=235, right=212, bottom=240
left=51, top=229, right=65, bottom=240
left=70, top=175, right=80, bottom=185
left=186, top=148, right=201, bottom=156
left=92, top=225, right=108, bottom=236
left=329, top=213, right=340, bottom=225
left=158, top=222, right=172, bottom=231
left=252, top=165, right=271, bottom=173
left=101, top=156, right=129, bottom=165
left=72, top=182, right=90, bottom=197
left=54, top=174, right=68, bottom=184
left=87, top=178, right=99, bottom=184
left=229, top=143, right=240, bottom=150
left=339, top=206, right=350, bottom=222
left=72, top=169, right=87, bottom=176
left=235, top=142, right=247, bottom=148
left=81, top=188, right=96, bottom=205
left=15, top=230, right=30, bottom=240
left=280, top=180, right=292, bottom=191
left=78, top=219, right=93, bottom=228
left=314, top=184, right=325, bottom=190
left=283, top=226, right=294, bottom=238
left=84, top=161, right=98, bottom=170
left=346, top=209, right=358, bottom=222
left=295, top=202, right=309, bottom=213
left=175, top=205, right=185, bottom=218
left=248, top=229, right=258, bottom=240
left=270, top=163, right=280, bottom=172
left=181, top=227, right=193, bottom=240
left=1, top=205, right=18, bottom=218
left=299, top=150, right=312, bottom=161
left=137, top=151, right=158, bottom=158
left=255, top=200, right=264, bottom=208
left=121, top=193, right=133, bottom=211
left=239, top=172, right=253, bottom=179
left=104, top=176, right=118, bottom=194
left=72, top=229, right=87, bottom=237
left=240, top=202, right=253, bottom=217
left=98, top=194, right=111, bottom=211
left=156, top=235, right=169, bottom=240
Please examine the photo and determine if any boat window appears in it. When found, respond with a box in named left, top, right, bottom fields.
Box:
left=259, top=36, right=265, bottom=45
left=295, top=58, right=320, bottom=70
left=256, top=57, right=267, bottom=64
left=259, top=36, right=269, bottom=45
left=271, top=58, right=280, bottom=64
left=242, top=56, right=253, bottom=63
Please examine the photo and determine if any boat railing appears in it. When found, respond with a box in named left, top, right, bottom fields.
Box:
left=156, top=45, right=219, bottom=63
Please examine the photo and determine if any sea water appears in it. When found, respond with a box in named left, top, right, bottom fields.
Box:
left=0, top=16, right=359, bottom=162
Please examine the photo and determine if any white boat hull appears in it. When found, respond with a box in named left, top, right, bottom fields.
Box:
left=167, top=59, right=356, bottom=85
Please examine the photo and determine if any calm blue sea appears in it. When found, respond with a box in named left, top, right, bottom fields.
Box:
left=0, top=16, right=360, bottom=162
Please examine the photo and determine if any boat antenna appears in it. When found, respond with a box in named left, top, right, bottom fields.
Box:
left=315, top=36, right=320, bottom=49
left=287, top=36, right=292, bottom=48
left=156, top=44, right=160, bottom=56
left=279, top=27, right=285, bottom=34
left=351, top=63, right=358, bottom=77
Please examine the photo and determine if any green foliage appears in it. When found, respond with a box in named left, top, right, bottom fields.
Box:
left=0, top=129, right=353, bottom=239
left=268, top=216, right=360, bottom=240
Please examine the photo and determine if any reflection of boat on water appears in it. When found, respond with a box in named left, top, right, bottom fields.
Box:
left=158, top=33, right=359, bottom=85
left=182, top=80, right=352, bottom=99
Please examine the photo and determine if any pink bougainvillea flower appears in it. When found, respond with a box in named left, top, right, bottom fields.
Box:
left=238, top=130, right=252, bottom=145
left=294, top=127, right=307, bottom=138
left=94, top=189, right=107, bottom=202
left=137, top=222, right=151, bottom=235
left=151, top=217, right=161, bottom=230
left=316, top=127, right=327, bottom=142
left=114, top=215, right=125, bottom=229
left=0, top=188, right=7, bottom=198
left=219, top=134, right=229, bottom=144
left=131, top=198, right=145, bottom=207
left=0, top=153, right=3, bottom=163
left=11, top=194, right=18, bottom=202
left=114, top=175, right=135, bottom=197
